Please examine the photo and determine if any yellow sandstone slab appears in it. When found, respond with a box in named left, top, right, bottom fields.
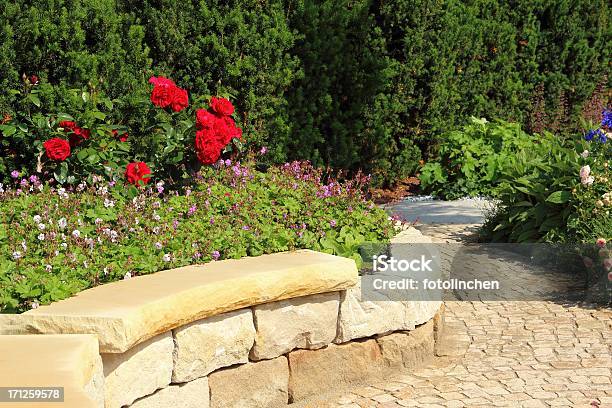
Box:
left=0, top=334, right=104, bottom=408
left=0, top=250, right=357, bottom=353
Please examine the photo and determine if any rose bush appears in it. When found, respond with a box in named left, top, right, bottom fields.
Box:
left=0, top=76, right=244, bottom=188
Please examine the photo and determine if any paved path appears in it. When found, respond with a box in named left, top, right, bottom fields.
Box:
left=313, top=213, right=612, bottom=407
left=386, top=198, right=491, bottom=225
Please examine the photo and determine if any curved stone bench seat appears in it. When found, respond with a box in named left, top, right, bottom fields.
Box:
left=0, top=250, right=357, bottom=353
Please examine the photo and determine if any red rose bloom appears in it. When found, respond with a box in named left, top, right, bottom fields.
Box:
left=112, top=130, right=128, bottom=142
left=210, top=97, right=234, bottom=116
left=170, top=87, right=189, bottom=112
left=214, top=116, right=242, bottom=145
left=150, top=85, right=174, bottom=108
left=149, top=76, right=188, bottom=111
left=195, top=129, right=223, bottom=165
left=59, top=121, right=77, bottom=131
left=125, top=162, right=151, bottom=185
left=43, top=138, right=71, bottom=161
left=196, top=109, right=216, bottom=129
left=149, top=76, right=176, bottom=87
left=68, top=127, right=90, bottom=147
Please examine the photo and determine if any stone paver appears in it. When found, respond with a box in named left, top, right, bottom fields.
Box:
left=299, top=223, right=612, bottom=408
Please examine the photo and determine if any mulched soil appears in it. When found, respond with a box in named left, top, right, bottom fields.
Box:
left=368, top=176, right=421, bottom=205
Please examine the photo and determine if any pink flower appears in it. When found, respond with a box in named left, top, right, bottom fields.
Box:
left=580, top=165, right=591, bottom=179
left=596, top=238, right=606, bottom=248
left=603, top=258, right=612, bottom=272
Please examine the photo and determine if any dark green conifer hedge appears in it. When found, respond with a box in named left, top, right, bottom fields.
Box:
left=1, top=0, right=608, bottom=186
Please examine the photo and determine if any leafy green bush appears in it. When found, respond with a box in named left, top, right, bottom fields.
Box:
left=481, top=128, right=611, bottom=244
left=0, top=160, right=394, bottom=313
left=420, top=118, right=559, bottom=199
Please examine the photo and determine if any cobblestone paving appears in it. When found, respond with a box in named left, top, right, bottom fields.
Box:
left=312, top=224, right=612, bottom=408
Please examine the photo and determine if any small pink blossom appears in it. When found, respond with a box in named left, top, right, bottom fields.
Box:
left=596, top=238, right=606, bottom=248
left=580, top=165, right=591, bottom=179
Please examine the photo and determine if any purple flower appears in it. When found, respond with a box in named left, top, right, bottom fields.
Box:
left=28, top=175, right=39, bottom=184
left=259, top=146, right=268, bottom=155
left=209, top=217, right=214, bottom=225
left=242, top=225, right=250, bottom=230
left=188, top=205, right=197, bottom=216
left=212, top=250, right=220, bottom=261
left=330, top=220, right=337, bottom=227
left=10, top=170, right=19, bottom=179
left=225, top=159, right=231, bottom=167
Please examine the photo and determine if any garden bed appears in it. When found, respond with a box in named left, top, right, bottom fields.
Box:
left=0, top=161, right=393, bottom=313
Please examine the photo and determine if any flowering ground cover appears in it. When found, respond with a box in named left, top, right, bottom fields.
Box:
left=0, top=161, right=394, bottom=313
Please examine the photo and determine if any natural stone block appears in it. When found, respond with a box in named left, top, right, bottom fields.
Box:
left=390, top=226, right=433, bottom=245
left=173, top=308, right=255, bottom=382
left=376, top=320, right=435, bottom=369
left=102, top=332, right=173, bottom=408
left=288, top=339, right=384, bottom=402
left=129, top=377, right=209, bottom=408
left=250, top=292, right=339, bottom=360
left=335, top=282, right=442, bottom=343
left=1, top=250, right=357, bottom=353
left=335, top=227, right=442, bottom=343
left=208, top=356, right=289, bottom=408
left=433, top=303, right=446, bottom=342
left=0, top=334, right=104, bottom=408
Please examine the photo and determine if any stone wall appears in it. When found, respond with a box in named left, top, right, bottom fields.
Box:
left=106, top=292, right=442, bottom=408
left=0, top=232, right=444, bottom=408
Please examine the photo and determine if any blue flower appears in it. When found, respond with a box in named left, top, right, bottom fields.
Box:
left=597, top=131, right=607, bottom=143
left=584, top=128, right=606, bottom=143
left=584, top=129, right=596, bottom=141
left=602, top=108, right=612, bottom=129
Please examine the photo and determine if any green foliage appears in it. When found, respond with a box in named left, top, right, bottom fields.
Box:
left=481, top=135, right=611, bottom=243
left=0, top=161, right=394, bottom=313
left=0, top=0, right=609, bottom=186
left=420, top=118, right=558, bottom=199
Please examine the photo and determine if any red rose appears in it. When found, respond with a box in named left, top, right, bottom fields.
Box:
left=149, top=76, right=176, bottom=87
left=30, top=75, right=39, bottom=85
left=195, top=129, right=223, bottom=165
left=68, top=127, right=90, bottom=147
left=43, top=138, right=71, bottom=161
left=150, top=85, right=174, bottom=108
left=59, top=121, right=77, bottom=131
left=170, top=87, right=189, bottom=112
left=210, top=97, right=234, bottom=116
left=214, top=116, right=242, bottom=145
left=125, top=162, right=151, bottom=185
left=196, top=109, right=216, bottom=129
left=112, top=130, right=128, bottom=142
